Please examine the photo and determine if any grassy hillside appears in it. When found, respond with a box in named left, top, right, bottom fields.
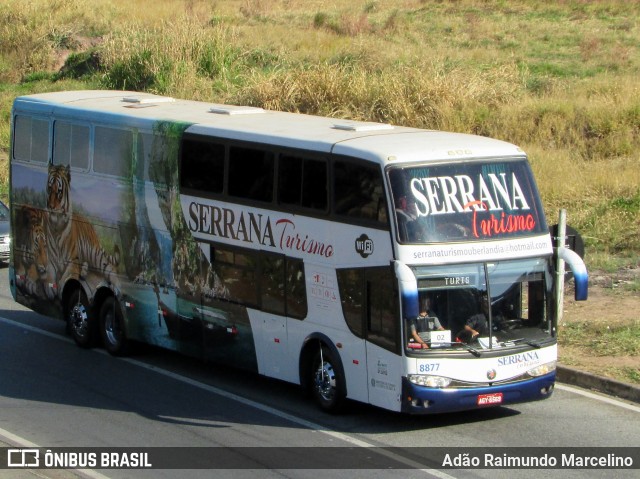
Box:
left=1, top=0, right=639, bottom=268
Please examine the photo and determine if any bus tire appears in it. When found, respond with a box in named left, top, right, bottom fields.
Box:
left=66, top=287, right=95, bottom=348
left=310, top=346, right=346, bottom=413
left=99, top=296, right=129, bottom=356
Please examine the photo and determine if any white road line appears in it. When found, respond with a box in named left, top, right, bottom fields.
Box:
left=0, top=316, right=75, bottom=342
left=0, top=316, right=452, bottom=477
left=555, top=383, right=640, bottom=413
left=4, top=315, right=639, bottom=477
left=117, top=356, right=455, bottom=477
left=0, top=428, right=111, bottom=479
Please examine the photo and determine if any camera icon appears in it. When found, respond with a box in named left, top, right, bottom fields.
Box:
left=7, top=449, right=40, bottom=468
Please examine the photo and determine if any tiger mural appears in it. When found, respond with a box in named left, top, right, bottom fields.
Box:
left=14, top=206, right=55, bottom=300
left=46, top=164, right=121, bottom=292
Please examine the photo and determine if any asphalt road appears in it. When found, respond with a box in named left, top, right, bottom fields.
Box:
left=0, top=268, right=638, bottom=479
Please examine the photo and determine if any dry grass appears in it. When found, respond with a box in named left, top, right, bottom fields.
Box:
left=561, top=275, right=640, bottom=384
left=1, top=0, right=639, bottom=259
left=0, top=0, right=115, bottom=82
left=0, top=0, right=638, bottom=385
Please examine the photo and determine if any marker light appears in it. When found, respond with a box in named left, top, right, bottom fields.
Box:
left=408, top=375, right=452, bottom=388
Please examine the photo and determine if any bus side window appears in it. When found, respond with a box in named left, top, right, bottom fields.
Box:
left=285, top=258, right=307, bottom=320
left=180, top=137, right=225, bottom=194
left=53, top=121, right=90, bottom=169
left=13, top=115, right=49, bottom=163
left=366, top=266, right=399, bottom=353
left=228, top=146, right=274, bottom=202
left=278, top=154, right=328, bottom=211
left=215, top=247, right=259, bottom=308
left=337, top=266, right=399, bottom=352
left=337, top=268, right=365, bottom=338
left=334, top=159, right=387, bottom=225
left=94, top=126, right=133, bottom=178
left=261, top=253, right=285, bottom=315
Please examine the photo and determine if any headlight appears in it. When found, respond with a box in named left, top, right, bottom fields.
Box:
left=408, top=374, right=452, bottom=388
left=527, top=361, right=556, bottom=377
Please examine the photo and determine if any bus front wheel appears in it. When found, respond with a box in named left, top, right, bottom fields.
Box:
left=66, top=288, right=95, bottom=348
left=100, top=296, right=129, bottom=356
left=311, top=346, right=345, bottom=413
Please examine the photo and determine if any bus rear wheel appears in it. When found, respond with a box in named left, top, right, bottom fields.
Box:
left=311, top=346, right=345, bottom=413
left=66, top=288, right=95, bottom=348
left=100, top=296, right=129, bottom=356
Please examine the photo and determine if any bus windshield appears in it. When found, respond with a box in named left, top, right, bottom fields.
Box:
left=406, top=257, right=554, bottom=353
left=388, top=159, right=547, bottom=244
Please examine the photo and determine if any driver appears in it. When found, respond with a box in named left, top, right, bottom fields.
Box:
left=409, top=294, right=445, bottom=349
left=458, top=293, right=490, bottom=343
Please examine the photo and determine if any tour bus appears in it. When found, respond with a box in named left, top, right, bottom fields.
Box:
left=9, top=90, right=588, bottom=414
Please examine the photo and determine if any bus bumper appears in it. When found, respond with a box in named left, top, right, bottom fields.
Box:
left=400, top=372, right=556, bottom=414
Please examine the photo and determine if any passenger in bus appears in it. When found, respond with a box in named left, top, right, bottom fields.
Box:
left=409, top=294, right=445, bottom=349
left=457, top=293, right=490, bottom=343
left=394, top=195, right=421, bottom=242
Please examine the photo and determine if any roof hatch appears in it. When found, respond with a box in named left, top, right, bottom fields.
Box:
left=209, top=105, right=265, bottom=115
left=332, top=122, right=394, bottom=132
left=122, top=95, right=175, bottom=107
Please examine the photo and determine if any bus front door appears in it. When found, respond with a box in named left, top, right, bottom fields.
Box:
left=365, top=267, right=403, bottom=412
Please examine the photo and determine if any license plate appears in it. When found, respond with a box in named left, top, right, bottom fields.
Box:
left=477, top=392, right=503, bottom=406
left=0, top=244, right=8, bottom=253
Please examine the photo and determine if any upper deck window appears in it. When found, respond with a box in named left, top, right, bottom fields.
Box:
left=334, top=159, right=387, bottom=225
left=278, top=154, right=327, bottom=211
left=53, top=121, right=90, bottom=169
left=181, top=137, right=225, bottom=194
left=228, top=146, right=274, bottom=203
left=94, top=126, right=133, bottom=178
left=388, top=159, right=547, bottom=244
left=13, top=115, right=49, bottom=163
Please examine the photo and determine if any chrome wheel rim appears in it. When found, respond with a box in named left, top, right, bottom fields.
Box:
left=103, top=308, right=120, bottom=346
left=314, top=360, right=337, bottom=402
left=70, top=303, right=88, bottom=339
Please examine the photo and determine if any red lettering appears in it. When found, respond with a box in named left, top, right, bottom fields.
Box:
left=467, top=200, right=536, bottom=239
left=276, top=219, right=334, bottom=257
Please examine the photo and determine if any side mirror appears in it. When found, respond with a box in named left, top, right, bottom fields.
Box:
left=550, top=223, right=585, bottom=281
left=557, top=246, right=588, bottom=301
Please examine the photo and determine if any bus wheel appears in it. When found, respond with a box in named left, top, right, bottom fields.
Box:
left=100, top=296, right=129, bottom=356
left=311, top=346, right=345, bottom=413
left=66, top=288, right=95, bottom=348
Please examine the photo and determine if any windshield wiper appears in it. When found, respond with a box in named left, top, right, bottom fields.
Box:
left=447, top=342, right=482, bottom=357
left=415, top=342, right=482, bottom=356
left=509, top=338, right=543, bottom=349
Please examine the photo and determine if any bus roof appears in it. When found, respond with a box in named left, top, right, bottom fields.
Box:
left=14, top=90, right=525, bottom=164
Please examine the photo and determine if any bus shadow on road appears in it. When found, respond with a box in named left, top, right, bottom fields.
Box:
left=0, top=308, right=522, bottom=438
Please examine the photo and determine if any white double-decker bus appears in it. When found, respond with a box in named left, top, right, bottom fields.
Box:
left=9, top=90, right=587, bottom=414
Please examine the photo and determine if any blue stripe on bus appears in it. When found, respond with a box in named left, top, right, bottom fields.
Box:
left=401, top=372, right=555, bottom=414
